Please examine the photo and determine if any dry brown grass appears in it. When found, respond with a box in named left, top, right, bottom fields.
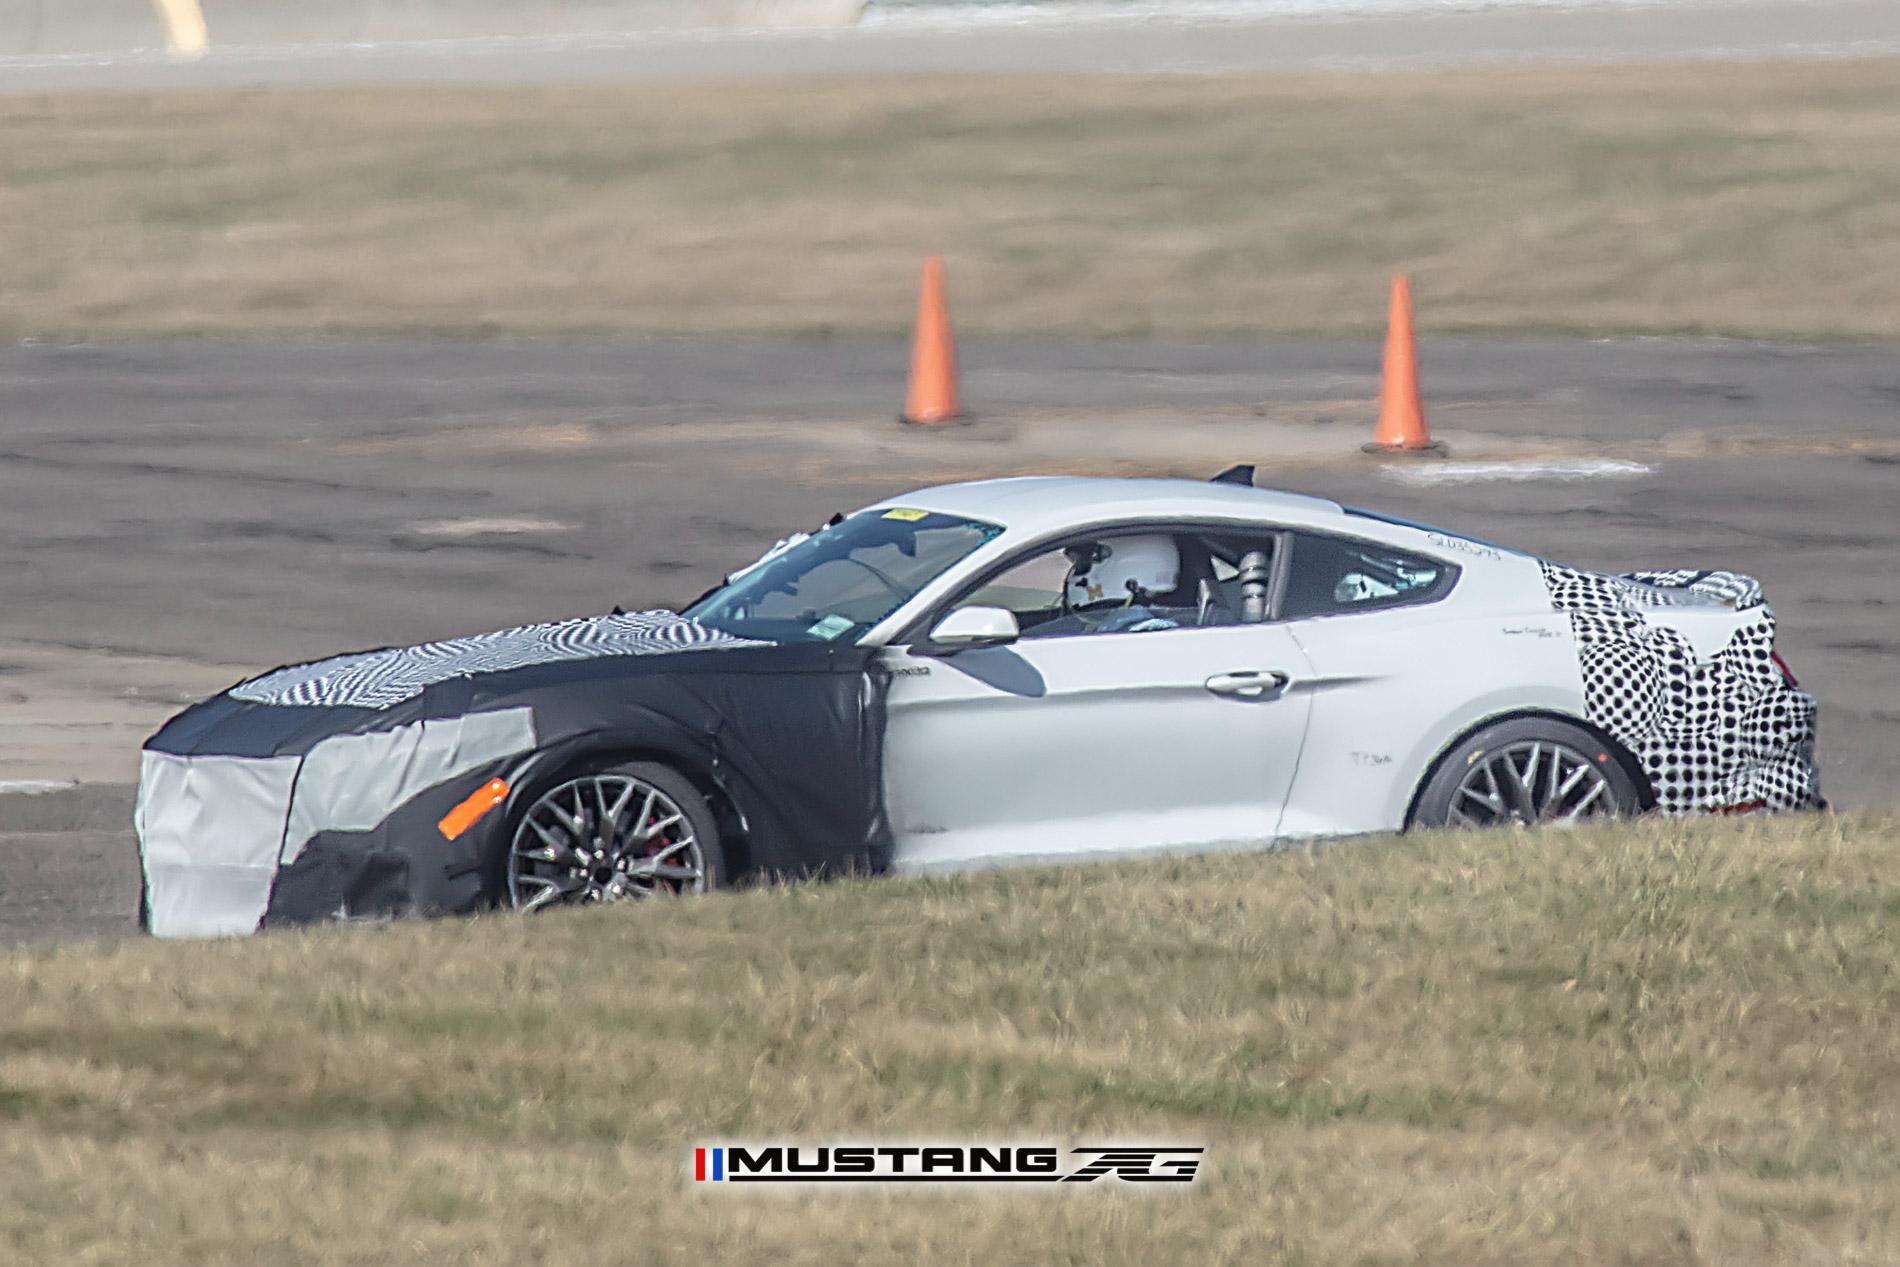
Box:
left=4, top=58, right=1900, bottom=339
left=3, top=811, right=1897, bottom=1264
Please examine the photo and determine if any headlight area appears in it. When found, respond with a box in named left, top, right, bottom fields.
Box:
left=140, top=705, right=540, bottom=937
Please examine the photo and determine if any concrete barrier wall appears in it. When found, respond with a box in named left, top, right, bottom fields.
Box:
left=1, top=0, right=866, bottom=55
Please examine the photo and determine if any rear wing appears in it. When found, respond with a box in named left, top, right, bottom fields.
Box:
left=1616, top=569, right=1764, bottom=610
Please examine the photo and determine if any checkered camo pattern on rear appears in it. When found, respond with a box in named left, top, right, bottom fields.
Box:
left=1541, top=564, right=1821, bottom=814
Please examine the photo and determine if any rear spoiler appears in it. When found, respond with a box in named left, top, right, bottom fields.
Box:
left=1618, top=570, right=1764, bottom=610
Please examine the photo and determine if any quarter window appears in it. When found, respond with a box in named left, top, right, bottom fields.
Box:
left=1280, top=534, right=1448, bottom=620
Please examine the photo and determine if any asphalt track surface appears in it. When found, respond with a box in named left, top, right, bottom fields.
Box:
left=2, top=0, right=1898, bottom=92
left=2, top=332, right=1896, bottom=945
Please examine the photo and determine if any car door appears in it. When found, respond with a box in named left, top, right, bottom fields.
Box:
left=878, top=532, right=1315, bottom=872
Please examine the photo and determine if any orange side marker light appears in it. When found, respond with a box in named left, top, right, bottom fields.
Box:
left=439, top=778, right=510, bottom=841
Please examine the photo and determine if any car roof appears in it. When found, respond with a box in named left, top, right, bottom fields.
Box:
left=878, top=476, right=1348, bottom=536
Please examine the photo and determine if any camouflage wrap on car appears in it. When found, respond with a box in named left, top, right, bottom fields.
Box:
left=1540, top=565, right=1821, bottom=813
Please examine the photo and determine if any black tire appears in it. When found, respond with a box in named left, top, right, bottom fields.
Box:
left=1409, top=716, right=1644, bottom=830
left=491, top=757, right=725, bottom=910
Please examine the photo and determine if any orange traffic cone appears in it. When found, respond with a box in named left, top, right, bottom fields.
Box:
left=1364, top=274, right=1446, bottom=455
left=901, top=255, right=962, bottom=426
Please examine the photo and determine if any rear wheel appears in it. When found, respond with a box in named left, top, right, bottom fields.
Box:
left=1410, top=717, right=1643, bottom=830
left=502, top=760, right=723, bottom=912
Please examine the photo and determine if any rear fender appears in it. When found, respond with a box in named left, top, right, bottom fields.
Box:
left=1401, top=706, right=1657, bottom=827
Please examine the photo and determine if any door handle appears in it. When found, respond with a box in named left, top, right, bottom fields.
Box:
left=1203, top=670, right=1290, bottom=699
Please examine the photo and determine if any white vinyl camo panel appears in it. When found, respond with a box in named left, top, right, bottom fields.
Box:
left=230, top=611, right=759, bottom=710
left=281, top=708, right=538, bottom=864
left=1541, top=565, right=1820, bottom=812
left=136, top=749, right=300, bottom=937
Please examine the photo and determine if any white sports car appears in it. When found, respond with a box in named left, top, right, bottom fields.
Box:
left=136, top=468, right=1821, bottom=936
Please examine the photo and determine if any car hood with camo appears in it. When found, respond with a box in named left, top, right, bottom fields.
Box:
left=138, top=610, right=889, bottom=937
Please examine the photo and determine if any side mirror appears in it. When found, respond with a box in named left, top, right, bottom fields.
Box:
left=918, top=605, right=1020, bottom=655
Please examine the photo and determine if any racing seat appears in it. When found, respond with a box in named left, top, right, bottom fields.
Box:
left=1156, top=536, right=1233, bottom=626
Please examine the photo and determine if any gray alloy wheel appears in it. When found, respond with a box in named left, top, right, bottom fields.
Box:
left=1446, top=739, right=1618, bottom=827
left=1410, top=716, right=1644, bottom=830
left=505, top=761, right=722, bottom=912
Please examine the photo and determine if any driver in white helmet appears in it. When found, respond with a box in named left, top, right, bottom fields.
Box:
left=1036, top=535, right=1185, bottom=636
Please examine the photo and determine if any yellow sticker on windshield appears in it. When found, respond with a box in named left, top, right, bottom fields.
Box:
left=882, top=508, right=929, bottom=522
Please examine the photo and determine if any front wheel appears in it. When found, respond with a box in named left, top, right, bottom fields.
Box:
left=1409, top=717, right=1644, bottom=830
left=501, top=760, right=724, bottom=912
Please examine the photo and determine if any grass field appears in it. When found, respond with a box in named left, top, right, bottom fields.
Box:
left=3, top=812, right=1895, bottom=1265
left=3, top=58, right=1900, bottom=340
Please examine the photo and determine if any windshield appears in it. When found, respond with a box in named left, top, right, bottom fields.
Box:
left=687, top=508, right=1004, bottom=644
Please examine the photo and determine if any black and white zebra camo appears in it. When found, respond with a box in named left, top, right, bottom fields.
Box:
left=1544, top=566, right=1763, bottom=612
left=1619, top=569, right=1763, bottom=610
left=230, top=611, right=760, bottom=710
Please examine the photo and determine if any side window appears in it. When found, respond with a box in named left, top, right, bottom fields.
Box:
left=1190, top=532, right=1279, bottom=626
left=1280, top=534, right=1448, bottom=620
left=965, top=547, right=1073, bottom=634
left=959, top=533, right=1202, bottom=639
